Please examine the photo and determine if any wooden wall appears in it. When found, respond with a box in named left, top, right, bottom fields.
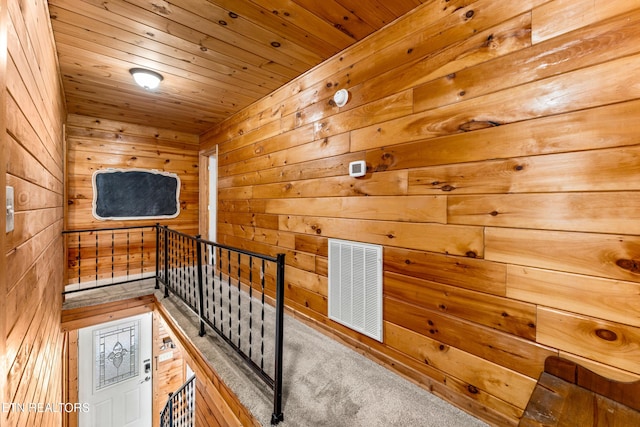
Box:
left=2, top=0, right=67, bottom=425
left=65, top=114, right=200, bottom=232
left=64, top=114, right=200, bottom=284
left=201, top=0, right=640, bottom=424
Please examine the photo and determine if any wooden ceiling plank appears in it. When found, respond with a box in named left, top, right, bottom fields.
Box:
left=115, top=0, right=314, bottom=72
left=202, top=0, right=348, bottom=53
left=49, top=0, right=299, bottom=79
left=334, top=0, right=401, bottom=29
left=62, top=80, right=236, bottom=119
left=66, top=114, right=199, bottom=144
left=46, top=0, right=429, bottom=133
left=65, top=95, right=220, bottom=134
left=49, top=7, right=284, bottom=91
left=291, top=0, right=377, bottom=40
left=51, top=21, right=277, bottom=97
left=246, top=0, right=356, bottom=49
left=382, top=0, right=426, bottom=17
left=164, top=0, right=330, bottom=66
left=54, top=38, right=265, bottom=105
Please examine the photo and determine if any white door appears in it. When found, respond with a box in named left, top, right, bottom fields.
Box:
left=78, top=313, right=153, bottom=427
left=208, top=154, right=217, bottom=243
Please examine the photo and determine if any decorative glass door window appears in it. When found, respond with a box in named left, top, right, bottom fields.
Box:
left=93, top=319, right=140, bottom=391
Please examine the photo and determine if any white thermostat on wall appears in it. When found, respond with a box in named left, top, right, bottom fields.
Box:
left=349, top=160, right=367, bottom=177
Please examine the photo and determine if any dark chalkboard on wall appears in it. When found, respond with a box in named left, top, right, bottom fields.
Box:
left=92, top=169, right=181, bottom=220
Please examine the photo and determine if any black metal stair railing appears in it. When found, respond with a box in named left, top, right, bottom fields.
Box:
left=160, top=375, right=196, bottom=427
left=157, top=225, right=286, bottom=425
left=62, top=225, right=158, bottom=294
left=62, top=224, right=286, bottom=425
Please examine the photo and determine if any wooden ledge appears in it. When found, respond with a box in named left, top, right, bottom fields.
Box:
left=519, top=356, right=640, bottom=426
left=61, top=294, right=156, bottom=332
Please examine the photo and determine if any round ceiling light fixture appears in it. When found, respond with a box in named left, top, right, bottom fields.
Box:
left=129, top=68, right=164, bottom=90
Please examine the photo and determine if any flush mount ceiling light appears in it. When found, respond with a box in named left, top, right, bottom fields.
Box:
left=129, top=68, right=163, bottom=90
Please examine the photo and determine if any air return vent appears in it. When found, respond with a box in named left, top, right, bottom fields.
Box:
left=328, top=239, right=383, bottom=342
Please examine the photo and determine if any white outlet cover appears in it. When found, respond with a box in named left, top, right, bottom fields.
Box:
left=6, top=186, right=14, bottom=233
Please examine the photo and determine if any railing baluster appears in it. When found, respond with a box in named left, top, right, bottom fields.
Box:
left=77, top=233, right=81, bottom=286
left=95, top=232, right=99, bottom=284
left=155, top=224, right=160, bottom=289
left=237, top=252, right=241, bottom=349
left=111, top=231, right=115, bottom=283
left=141, top=229, right=145, bottom=277
left=218, top=247, right=223, bottom=335
left=248, top=256, right=253, bottom=360
left=227, top=249, right=232, bottom=340
left=261, top=259, right=265, bottom=372
left=196, top=235, right=205, bottom=337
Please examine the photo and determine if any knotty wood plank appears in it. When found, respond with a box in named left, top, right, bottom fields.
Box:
left=532, top=0, right=639, bottom=43
left=507, top=266, right=640, bottom=328
left=245, top=169, right=408, bottom=199
left=279, top=215, right=484, bottom=257
left=409, top=144, right=640, bottom=195
left=354, top=53, right=640, bottom=151
left=264, top=195, right=446, bottom=223
left=5, top=94, right=63, bottom=179
left=384, top=321, right=537, bottom=409
left=384, top=246, right=507, bottom=295
left=384, top=296, right=555, bottom=379
left=385, top=272, right=536, bottom=339
left=485, top=227, right=640, bottom=283
left=7, top=0, right=64, bottom=155
left=5, top=207, right=63, bottom=251
left=417, top=7, right=640, bottom=111
left=537, top=308, right=640, bottom=375
left=219, top=124, right=315, bottom=166
left=448, top=192, right=640, bottom=235
left=220, top=133, right=350, bottom=177
left=371, top=100, right=640, bottom=173
left=6, top=134, right=63, bottom=194
left=312, top=90, right=413, bottom=140
left=6, top=174, right=61, bottom=212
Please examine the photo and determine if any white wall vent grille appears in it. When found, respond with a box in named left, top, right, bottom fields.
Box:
left=328, top=239, right=383, bottom=342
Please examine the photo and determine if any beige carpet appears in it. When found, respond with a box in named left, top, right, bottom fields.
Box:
left=157, top=287, right=488, bottom=427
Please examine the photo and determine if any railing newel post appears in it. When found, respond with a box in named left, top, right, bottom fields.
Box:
left=271, top=252, right=286, bottom=425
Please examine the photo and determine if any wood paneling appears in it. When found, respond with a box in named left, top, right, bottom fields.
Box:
left=2, top=0, right=66, bottom=425
left=0, top=0, right=8, bottom=420
left=202, top=1, right=640, bottom=424
left=46, top=0, right=429, bottom=133
left=64, top=114, right=200, bottom=284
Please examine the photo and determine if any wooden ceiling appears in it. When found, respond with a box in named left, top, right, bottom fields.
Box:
left=47, top=0, right=427, bottom=135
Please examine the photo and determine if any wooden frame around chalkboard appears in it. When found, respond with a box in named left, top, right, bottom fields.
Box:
left=92, top=168, right=181, bottom=221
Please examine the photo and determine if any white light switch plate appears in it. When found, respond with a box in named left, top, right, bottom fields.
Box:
left=6, top=186, right=14, bottom=233
left=158, top=351, right=173, bottom=362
